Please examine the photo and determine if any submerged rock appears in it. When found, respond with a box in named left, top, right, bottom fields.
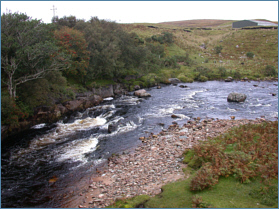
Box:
left=227, top=92, right=247, bottom=102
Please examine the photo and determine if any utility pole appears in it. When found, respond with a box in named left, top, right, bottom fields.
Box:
left=50, top=5, right=57, bottom=19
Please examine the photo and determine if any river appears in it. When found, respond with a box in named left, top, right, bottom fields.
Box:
left=1, top=80, right=278, bottom=208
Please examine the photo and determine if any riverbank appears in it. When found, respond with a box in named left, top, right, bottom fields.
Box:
left=2, top=77, right=277, bottom=141
left=71, top=117, right=268, bottom=208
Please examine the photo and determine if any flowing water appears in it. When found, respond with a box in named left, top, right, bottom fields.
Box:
left=1, top=81, right=278, bottom=208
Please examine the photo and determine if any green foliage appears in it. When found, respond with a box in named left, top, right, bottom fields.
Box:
left=262, top=65, right=277, bottom=77
left=52, top=15, right=77, bottom=28
left=186, top=121, right=278, bottom=191
left=107, top=195, right=150, bottom=208
left=192, top=195, right=213, bottom=208
left=162, top=56, right=179, bottom=68
left=218, top=67, right=227, bottom=77
left=54, top=26, right=90, bottom=84
left=1, top=12, right=69, bottom=99
left=194, top=66, right=212, bottom=77
left=214, top=45, right=223, bottom=54
left=1, top=92, right=30, bottom=126
left=140, top=73, right=157, bottom=87
left=246, top=51, right=254, bottom=59
left=150, top=32, right=174, bottom=44
left=233, top=70, right=242, bottom=80
left=197, top=75, right=208, bottom=82
left=249, top=183, right=278, bottom=206
left=174, top=53, right=193, bottom=66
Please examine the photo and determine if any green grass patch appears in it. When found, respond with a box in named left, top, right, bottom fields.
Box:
left=166, top=43, right=186, bottom=57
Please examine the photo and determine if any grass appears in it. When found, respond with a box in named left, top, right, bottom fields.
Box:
left=107, top=121, right=278, bottom=208
left=120, top=20, right=278, bottom=83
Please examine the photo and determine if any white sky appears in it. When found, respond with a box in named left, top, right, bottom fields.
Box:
left=1, top=1, right=278, bottom=24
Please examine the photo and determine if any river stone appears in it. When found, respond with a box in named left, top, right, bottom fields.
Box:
left=225, top=76, right=234, bottom=82
left=227, top=92, right=247, bottom=102
left=168, top=78, right=180, bottom=84
left=134, top=89, right=151, bottom=97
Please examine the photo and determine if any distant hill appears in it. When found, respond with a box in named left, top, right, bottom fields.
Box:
left=158, top=19, right=233, bottom=28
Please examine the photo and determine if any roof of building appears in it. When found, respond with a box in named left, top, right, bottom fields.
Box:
left=249, top=20, right=278, bottom=26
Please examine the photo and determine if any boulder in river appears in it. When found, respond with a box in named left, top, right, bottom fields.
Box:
left=134, top=89, right=151, bottom=97
left=227, top=92, right=247, bottom=102
left=168, top=78, right=180, bottom=84
left=225, top=76, right=234, bottom=82
left=108, top=124, right=118, bottom=133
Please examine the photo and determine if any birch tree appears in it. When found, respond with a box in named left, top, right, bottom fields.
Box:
left=1, top=12, right=69, bottom=99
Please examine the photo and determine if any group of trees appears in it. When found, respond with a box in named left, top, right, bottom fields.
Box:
left=1, top=12, right=175, bottom=126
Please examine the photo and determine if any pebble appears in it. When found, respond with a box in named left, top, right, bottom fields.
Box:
left=80, top=118, right=265, bottom=208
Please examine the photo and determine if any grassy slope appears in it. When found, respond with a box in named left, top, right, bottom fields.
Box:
left=158, top=19, right=233, bottom=28
left=120, top=20, right=278, bottom=80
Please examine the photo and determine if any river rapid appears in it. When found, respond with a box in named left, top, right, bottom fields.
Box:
left=1, top=80, right=278, bottom=208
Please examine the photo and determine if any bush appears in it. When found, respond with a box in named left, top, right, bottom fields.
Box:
left=177, top=74, right=187, bottom=82
left=218, top=67, right=227, bottom=77
left=246, top=52, right=254, bottom=59
left=162, top=56, right=178, bottom=68
left=233, top=71, right=242, bottom=80
left=162, top=32, right=174, bottom=44
left=197, top=75, right=208, bottom=82
left=214, top=45, right=223, bottom=54
left=1, top=93, right=30, bottom=126
left=194, top=66, right=213, bottom=78
left=262, top=65, right=277, bottom=77
left=190, top=162, right=219, bottom=191
left=184, top=121, right=278, bottom=191
left=174, top=53, right=193, bottom=66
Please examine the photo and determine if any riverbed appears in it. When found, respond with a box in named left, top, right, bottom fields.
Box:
left=1, top=80, right=278, bottom=207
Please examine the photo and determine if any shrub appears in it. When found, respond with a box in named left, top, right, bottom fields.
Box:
left=162, top=32, right=174, bottom=44
left=233, top=71, right=242, bottom=80
left=177, top=74, right=187, bottom=82
left=174, top=53, right=193, bottom=66
left=191, top=195, right=212, bottom=208
left=197, top=75, right=208, bottom=82
left=184, top=121, right=278, bottom=191
left=162, top=56, right=178, bottom=68
left=194, top=66, right=213, bottom=78
left=190, top=162, right=219, bottom=191
left=262, top=65, right=277, bottom=77
left=1, top=93, right=30, bottom=126
left=246, top=52, right=254, bottom=59
left=218, top=67, right=227, bottom=77
left=214, top=45, right=223, bottom=54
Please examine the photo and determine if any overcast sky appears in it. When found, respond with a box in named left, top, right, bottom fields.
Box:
left=1, top=1, right=278, bottom=24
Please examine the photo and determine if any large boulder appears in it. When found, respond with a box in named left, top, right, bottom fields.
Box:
left=227, top=92, right=247, bottom=102
left=92, top=85, right=114, bottom=98
left=134, top=89, right=151, bottom=97
left=168, top=78, right=180, bottom=84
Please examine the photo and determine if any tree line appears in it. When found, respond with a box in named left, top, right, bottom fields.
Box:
left=1, top=13, right=175, bottom=126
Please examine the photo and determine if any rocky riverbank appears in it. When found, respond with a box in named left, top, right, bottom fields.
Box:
left=1, top=84, right=127, bottom=140
left=70, top=117, right=267, bottom=208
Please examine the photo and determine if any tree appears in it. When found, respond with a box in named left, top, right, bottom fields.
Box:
left=52, top=15, right=78, bottom=28
left=1, top=12, right=69, bottom=99
left=54, top=26, right=90, bottom=83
